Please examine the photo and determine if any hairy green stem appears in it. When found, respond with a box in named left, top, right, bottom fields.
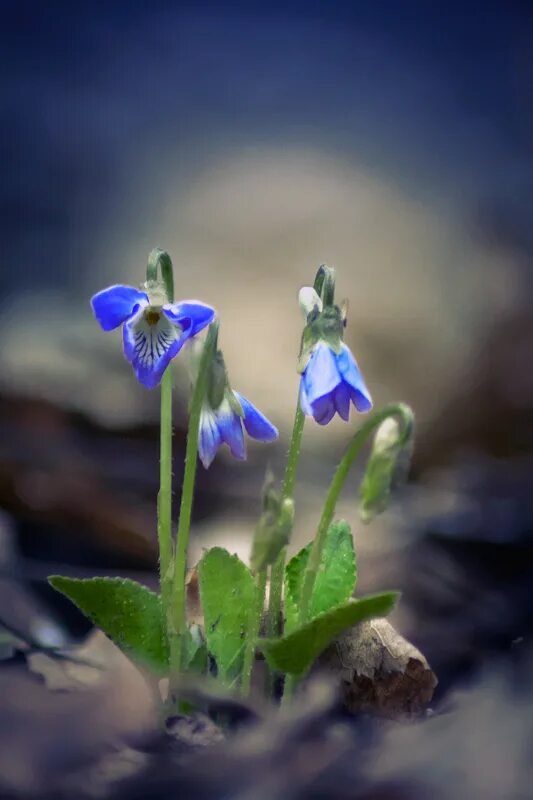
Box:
left=241, top=569, right=267, bottom=697
left=298, top=402, right=413, bottom=625
left=264, top=403, right=305, bottom=698
left=279, top=403, right=413, bottom=704
left=150, top=249, right=175, bottom=650
left=146, top=247, right=174, bottom=302
left=267, top=403, right=305, bottom=640
left=266, top=264, right=333, bottom=651
left=169, top=323, right=218, bottom=687
left=282, top=673, right=298, bottom=705
left=158, top=368, right=174, bottom=624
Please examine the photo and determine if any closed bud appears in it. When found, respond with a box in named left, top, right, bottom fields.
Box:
left=359, top=416, right=413, bottom=523
left=250, top=477, right=295, bottom=573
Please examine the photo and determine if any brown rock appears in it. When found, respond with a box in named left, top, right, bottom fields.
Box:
left=315, top=618, right=438, bottom=718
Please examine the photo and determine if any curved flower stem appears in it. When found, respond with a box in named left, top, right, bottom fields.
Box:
left=298, top=402, right=414, bottom=626
left=279, top=403, right=413, bottom=705
left=240, top=568, right=267, bottom=697
left=169, top=322, right=219, bottom=692
left=146, top=247, right=174, bottom=301
left=158, top=368, right=174, bottom=623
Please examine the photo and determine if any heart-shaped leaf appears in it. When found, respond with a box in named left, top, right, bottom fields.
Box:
left=48, top=576, right=168, bottom=671
left=260, top=592, right=398, bottom=676
left=284, top=520, right=357, bottom=633
left=197, top=548, right=257, bottom=686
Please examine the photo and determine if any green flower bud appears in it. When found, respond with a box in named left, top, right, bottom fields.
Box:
left=359, top=417, right=413, bottom=523
left=250, top=475, right=295, bottom=573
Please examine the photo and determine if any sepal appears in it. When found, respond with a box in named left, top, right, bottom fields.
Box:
left=299, top=286, right=322, bottom=321
left=297, top=305, right=345, bottom=372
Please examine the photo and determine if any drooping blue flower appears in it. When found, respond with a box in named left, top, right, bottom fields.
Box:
left=300, top=341, right=372, bottom=425
left=298, top=285, right=372, bottom=424
left=91, top=283, right=215, bottom=388
left=199, top=391, right=278, bottom=468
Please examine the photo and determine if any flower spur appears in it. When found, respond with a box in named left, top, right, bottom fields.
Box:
left=91, top=282, right=215, bottom=388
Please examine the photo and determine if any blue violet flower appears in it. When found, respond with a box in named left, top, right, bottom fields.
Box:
left=91, top=283, right=215, bottom=388
left=197, top=350, right=278, bottom=468
left=298, top=286, right=372, bottom=425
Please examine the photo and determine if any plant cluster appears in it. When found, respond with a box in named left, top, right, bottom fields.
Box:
left=50, top=250, right=414, bottom=709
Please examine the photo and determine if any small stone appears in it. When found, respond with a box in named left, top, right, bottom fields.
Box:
left=315, top=618, right=438, bottom=718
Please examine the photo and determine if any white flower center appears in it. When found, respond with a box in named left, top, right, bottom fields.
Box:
left=132, top=307, right=178, bottom=367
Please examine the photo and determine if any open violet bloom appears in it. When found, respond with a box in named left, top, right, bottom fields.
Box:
left=298, top=286, right=372, bottom=425
left=199, top=390, right=278, bottom=469
left=91, top=283, right=215, bottom=388
left=300, top=341, right=372, bottom=424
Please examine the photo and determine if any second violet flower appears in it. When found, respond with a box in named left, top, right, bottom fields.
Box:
left=197, top=349, right=278, bottom=468
left=298, top=285, right=372, bottom=425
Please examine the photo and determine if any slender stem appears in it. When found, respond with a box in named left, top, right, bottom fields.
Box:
left=240, top=569, right=267, bottom=697
left=278, top=403, right=413, bottom=705
left=150, top=248, right=175, bottom=627
left=281, top=673, right=298, bottom=705
left=169, top=323, right=218, bottom=685
left=265, top=264, right=330, bottom=652
left=158, top=368, right=174, bottom=623
left=267, top=402, right=305, bottom=640
left=264, top=402, right=305, bottom=699
left=298, top=402, right=413, bottom=625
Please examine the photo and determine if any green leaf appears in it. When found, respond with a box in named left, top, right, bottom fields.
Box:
left=48, top=576, right=168, bottom=671
left=197, top=548, right=257, bottom=685
left=260, top=592, right=399, bottom=676
left=284, top=520, right=357, bottom=633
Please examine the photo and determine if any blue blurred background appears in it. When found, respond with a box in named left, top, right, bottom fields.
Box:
left=2, top=0, right=532, bottom=433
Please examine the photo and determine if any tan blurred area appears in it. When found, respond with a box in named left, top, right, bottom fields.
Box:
left=2, top=147, right=527, bottom=440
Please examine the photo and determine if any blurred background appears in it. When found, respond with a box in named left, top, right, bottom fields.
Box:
left=1, top=1, right=533, bottom=797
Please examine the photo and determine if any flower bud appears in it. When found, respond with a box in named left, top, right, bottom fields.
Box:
left=359, top=417, right=413, bottom=522
left=250, top=477, right=295, bottom=573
